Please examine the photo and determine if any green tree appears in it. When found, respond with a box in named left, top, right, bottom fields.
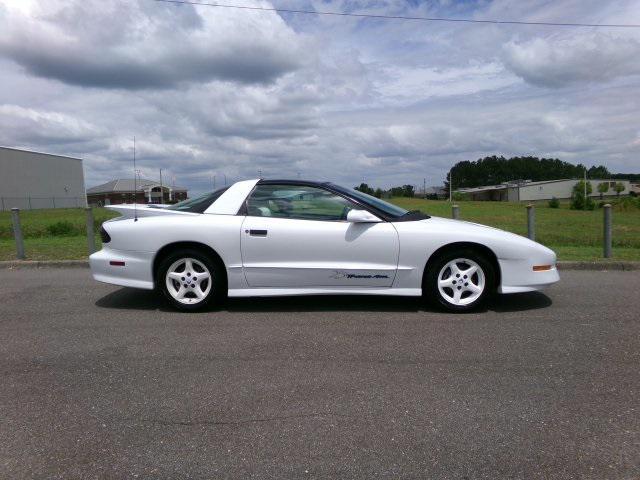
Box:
left=373, top=188, right=384, bottom=198
left=614, top=182, right=625, bottom=197
left=354, top=183, right=374, bottom=195
left=445, top=156, right=615, bottom=189
left=597, top=182, right=609, bottom=199
left=588, top=165, right=611, bottom=178
left=389, top=185, right=415, bottom=197
left=570, top=180, right=594, bottom=210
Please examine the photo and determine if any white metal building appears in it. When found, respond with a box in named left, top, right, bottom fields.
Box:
left=456, top=179, right=632, bottom=202
left=0, top=146, right=87, bottom=211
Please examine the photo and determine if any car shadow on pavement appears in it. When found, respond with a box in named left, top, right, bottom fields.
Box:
left=95, top=287, right=552, bottom=313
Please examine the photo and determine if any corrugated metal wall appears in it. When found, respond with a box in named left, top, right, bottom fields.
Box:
left=0, top=147, right=86, bottom=209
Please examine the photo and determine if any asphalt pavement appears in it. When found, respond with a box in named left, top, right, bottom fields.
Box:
left=1, top=268, right=639, bottom=479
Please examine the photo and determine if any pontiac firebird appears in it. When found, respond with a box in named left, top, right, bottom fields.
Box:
left=90, top=179, right=559, bottom=312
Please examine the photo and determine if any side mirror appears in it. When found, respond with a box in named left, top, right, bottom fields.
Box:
left=347, top=209, right=381, bottom=223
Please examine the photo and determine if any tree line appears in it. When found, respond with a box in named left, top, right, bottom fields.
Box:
left=353, top=156, right=637, bottom=199
left=445, top=156, right=634, bottom=190
left=354, top=183, right=415, bottom=198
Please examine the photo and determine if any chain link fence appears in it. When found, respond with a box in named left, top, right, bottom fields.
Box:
left=1, top=197, right=86, bottom=211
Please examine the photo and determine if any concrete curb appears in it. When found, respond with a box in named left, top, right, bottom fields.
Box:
left=0, top=260, right=89, bottom=269
left=556, top=261, right=640, bottom=271
left=1, top=260, right=639, bottom=271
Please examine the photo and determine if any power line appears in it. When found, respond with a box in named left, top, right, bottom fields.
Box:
left=152, top=0, right=640, bottom=28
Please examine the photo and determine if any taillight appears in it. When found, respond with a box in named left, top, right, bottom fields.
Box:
left=100, top=225, right=111, bottom=243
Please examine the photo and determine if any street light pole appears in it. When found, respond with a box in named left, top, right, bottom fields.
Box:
left=584, top=168, right=587, bottom=202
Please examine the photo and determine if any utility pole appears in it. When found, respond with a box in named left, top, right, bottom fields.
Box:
left=423, top=178, right=426, bottom=199
left=584, top=167, right=587, bottom=202
left=159, top=168, right=163, bottom=204
left=449, top=170, right=453, bottom=202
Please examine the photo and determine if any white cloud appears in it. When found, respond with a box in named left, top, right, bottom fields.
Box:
left=0, top=104, right=105, bottom=144
left=0, top=0, right=639, bottom=194
left=503, top=34, right=640, bottom=88
left=0, top=0, right=306, bottom=88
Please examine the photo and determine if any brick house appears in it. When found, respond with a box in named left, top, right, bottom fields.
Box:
left=86, top=179, right=188, bottom=206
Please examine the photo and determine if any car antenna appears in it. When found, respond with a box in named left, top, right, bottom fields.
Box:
left=133, top=136, right=138, bottom=222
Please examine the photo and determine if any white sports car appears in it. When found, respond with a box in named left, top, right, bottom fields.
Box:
left=90, top=179, right=559, bottom=312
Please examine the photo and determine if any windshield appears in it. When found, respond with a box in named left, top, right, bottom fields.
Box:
left=329, top=184, right=408, bottom=218
left=166, top=187, right=228, bottom=213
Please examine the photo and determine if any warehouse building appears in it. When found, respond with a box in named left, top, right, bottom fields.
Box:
left=0, top=146, right=86, bottom=211
left=456, top=179, right=632, bottom=202
left=86, top=178, right=188, bottom=206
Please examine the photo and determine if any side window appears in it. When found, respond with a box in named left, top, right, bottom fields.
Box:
left=246, top=185, right=357, bottom=221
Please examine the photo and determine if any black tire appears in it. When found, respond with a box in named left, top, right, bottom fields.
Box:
left=156, top=248, right=226, bottom=311
left=424, top=248, right=495, bottom=312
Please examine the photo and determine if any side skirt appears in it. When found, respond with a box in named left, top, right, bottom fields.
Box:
left=228, top=287, right=422, bottom=298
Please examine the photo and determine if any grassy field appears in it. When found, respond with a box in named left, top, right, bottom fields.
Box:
left=0, top=208, right=117, bottom=261
left=0, top=200, right=638, bottom=261
left=391, top=198, right=640, bottom=261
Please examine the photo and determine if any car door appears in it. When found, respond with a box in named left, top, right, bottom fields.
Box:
left=240, top=183, right=399, bottom=288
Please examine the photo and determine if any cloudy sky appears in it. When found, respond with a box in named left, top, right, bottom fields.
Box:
left=1, top=0, right=639, bottom=194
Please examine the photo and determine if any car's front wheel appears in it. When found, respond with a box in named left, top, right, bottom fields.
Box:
left=424, top=249, right=495, bottom=312
left=157, top=249, right=224, bottom=311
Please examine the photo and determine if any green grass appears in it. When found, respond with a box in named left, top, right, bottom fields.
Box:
left=0, top=208, right=117, bottom=261
left=0, top=236, right=106, bottom=261
left=390, top=198, right=640, bottom=260
left=0, top=202, right=638, bottom=261
left=0, top=207, right=117, bottom=239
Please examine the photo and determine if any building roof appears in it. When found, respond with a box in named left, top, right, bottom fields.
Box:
left=0, top=145, right=82, bottom=162
left=456, top=178, right=630, bottom=194
left=87, top=178, right=187, bottom=194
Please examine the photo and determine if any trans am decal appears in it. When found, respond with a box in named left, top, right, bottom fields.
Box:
left=330, top=271, right=389, bottom=279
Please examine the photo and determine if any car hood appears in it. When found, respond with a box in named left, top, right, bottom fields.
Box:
left=395, top=215, right=556, bottom=261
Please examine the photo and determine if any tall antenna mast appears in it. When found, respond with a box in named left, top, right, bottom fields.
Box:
left=133, top=136, right=138, bottom=222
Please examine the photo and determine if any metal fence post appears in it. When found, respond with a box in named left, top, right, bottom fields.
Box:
left=452, top=204, right=460, bottom=219
left=526, top=204, right=535, bottom=241
left=603, top=204, right=612, bottom=258
left=11, top=208, right=25, bottom=260
left=85, top=207, right=96, bottom=255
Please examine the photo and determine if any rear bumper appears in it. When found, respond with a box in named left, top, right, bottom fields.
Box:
left=497, top=258, right=560, bottom=294
left=89, top=247, right=155, bottom=290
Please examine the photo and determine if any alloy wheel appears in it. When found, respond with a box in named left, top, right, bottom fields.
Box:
left=437, top=258, right=485, bottom=306
left=165, top=257, right=212, bottom=305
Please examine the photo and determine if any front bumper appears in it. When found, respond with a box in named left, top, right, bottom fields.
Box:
left=90, top=247, right=155, bottom=290
left=497, top=258, right=560, bottom=294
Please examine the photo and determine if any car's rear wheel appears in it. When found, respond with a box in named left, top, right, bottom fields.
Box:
left=157, top=249, right=224, bottom=311
left=424, top=249, right=495, bottom=312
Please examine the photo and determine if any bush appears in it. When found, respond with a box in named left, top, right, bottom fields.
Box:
left=612, top=196, right=640, bottom=212
left=46, top=220, right=77, bottom=236
left=452, top=192, right=470, bottom=201
left=570, top=180, right=595, bottom=210
left=548, top=197, right=560, bottom=208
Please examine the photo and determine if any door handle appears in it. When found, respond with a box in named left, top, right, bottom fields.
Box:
left=248, top=229, right=268, bottom=237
